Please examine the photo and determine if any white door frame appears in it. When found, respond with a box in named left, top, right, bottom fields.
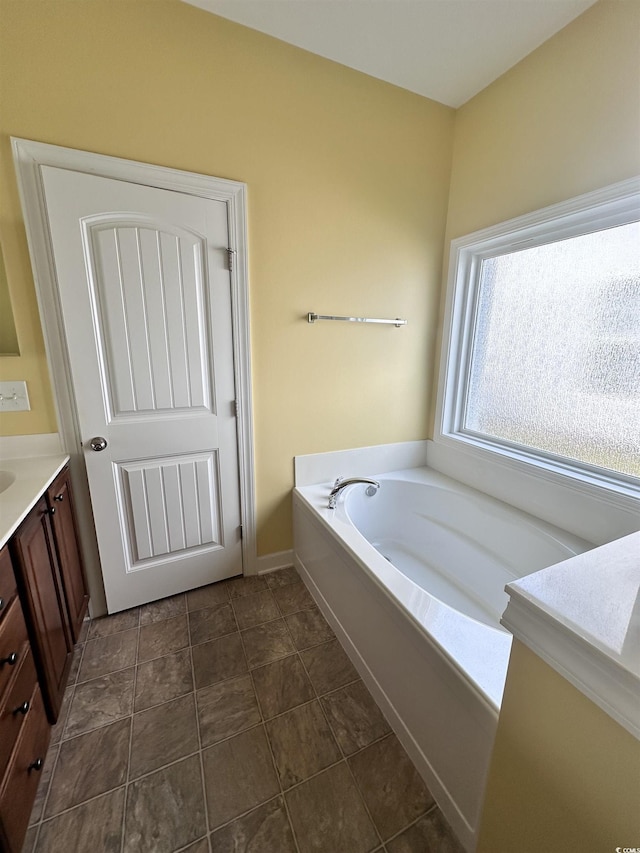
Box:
left=11, top=138, right=257, bottom=614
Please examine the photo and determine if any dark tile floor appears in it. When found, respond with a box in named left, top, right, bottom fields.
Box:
left=24, top=567, right=464, bottom=853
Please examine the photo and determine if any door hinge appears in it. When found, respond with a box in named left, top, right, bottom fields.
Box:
left=227, top=248, right=236, bottom=272
left=239, top=524, right=243, bottom=539
left=233, top=400, right=239, bottom=418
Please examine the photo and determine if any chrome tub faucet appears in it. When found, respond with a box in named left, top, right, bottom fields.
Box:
left=328, top=477, right=380, bottom=509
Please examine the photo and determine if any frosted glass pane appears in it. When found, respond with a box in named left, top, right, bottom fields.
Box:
left=465, top=222, right=640, bottom=477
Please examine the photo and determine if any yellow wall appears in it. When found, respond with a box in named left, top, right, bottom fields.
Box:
left=445, top=0, right=640, bottom=240
left=478, top=640, right=640, bottom=852
left=0, top=0, right=454, bottom=554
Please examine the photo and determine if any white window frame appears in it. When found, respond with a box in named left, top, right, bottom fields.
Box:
left=433, top=177, right=640, bottom=541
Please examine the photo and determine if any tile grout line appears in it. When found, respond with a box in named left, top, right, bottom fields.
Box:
left=120, top=607, right=141, bottom=853
left=35, top=634, right=88, bottom=822
left=187, top=599, right=214, bottom=844
left=382, top=800, right=440, bottom=848
left=232, top=598, right=303, bottom=853
left=30, top=627, right=91, bottom=851
left=298, top=634, right=386, bottom=851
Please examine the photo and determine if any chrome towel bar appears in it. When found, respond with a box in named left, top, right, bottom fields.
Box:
left=307, top=312, right=407, bottom=327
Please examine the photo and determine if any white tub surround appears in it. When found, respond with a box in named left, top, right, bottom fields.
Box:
left=294, top=440, right=428, bottom=487
left=0, top=452, right=70, bottom=548
left=293, top=461, right=587, bottom=851
left=502, top=531, right=640, bottom=740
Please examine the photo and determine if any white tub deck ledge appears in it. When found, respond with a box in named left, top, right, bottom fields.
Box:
left=501, top=530, right=640, bottom=740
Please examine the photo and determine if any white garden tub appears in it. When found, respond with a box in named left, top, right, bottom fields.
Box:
left=293, top=466, right=589, bottom=850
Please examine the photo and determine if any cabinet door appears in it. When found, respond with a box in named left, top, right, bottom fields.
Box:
left=47, top=468, right=89, bottom=643
left=10, top=498, right=72, bottom=722
left=0, top=683, right=50, bottom=853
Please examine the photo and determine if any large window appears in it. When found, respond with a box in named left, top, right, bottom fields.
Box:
left=437, top=179, right=640, bottom=496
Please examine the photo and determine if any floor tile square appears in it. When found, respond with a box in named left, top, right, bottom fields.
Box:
left=231, top=589, right=279, bottom=629
left=45, top=718, right=130, bottom=818
left=37, top=787, right=125, bottom=853
left=130, top=693, right=199, bottom=778
left=348, top=734, right=434, bottom=840
left=189, top=602, right=237, bottom=645
left=321, top=680, right=391, bottom=755
left=182, top=840, right=210, bottom=853
left=210, top=796, right=297, bottom=853
left=66, top=669, right=135, bottom=738
left=78, top=628, right=138, bottom=682
left=285, top=608, right=334, bottom=650
left=88, top=608, right=139, bottom=639
left=187, top=582, right=230, bottom=612
left=264, top=566, right=299, bottom=589
left=124, top=755, right=206, bottom=853
left=203, top=725, right=279, bottom=830
left=251, top=653, right=315, bottom=718
left=386, top=808, right=465, bottom=853
left=139, top=593, right=186, bottom=626
left=241, top=619, right=295, bottom=669
left=299, top=640, right=359, bottom=695
left=285, top=763, right=379, bottom=853
left=138, top=614, right=189, bottom=662
left=272, top=581, right=315, bottom=616
left=225, top=575, right=269, bottom=599
left=197, top=674, right=261, bottom=747
left=134, top=648, right=193, bottom=711
left=192, top=632, right=247, bottom=689
left=265, top=700, right=341, bottom=788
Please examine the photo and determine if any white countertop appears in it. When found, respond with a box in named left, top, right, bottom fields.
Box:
left=0, top=454, right=70, bottom=549
left=502, top=531, right=640, bottom=739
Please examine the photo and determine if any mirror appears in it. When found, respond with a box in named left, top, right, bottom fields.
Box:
left=0, top=244, right=20, bottom=356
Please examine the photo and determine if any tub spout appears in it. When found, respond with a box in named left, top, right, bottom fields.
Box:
left=328, top=477, right=380, bottom=509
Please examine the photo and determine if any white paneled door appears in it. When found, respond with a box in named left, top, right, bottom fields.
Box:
left=40, top=166, right=242, bottom=611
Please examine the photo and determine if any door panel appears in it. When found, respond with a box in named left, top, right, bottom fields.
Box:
left=40, top=166, right=242, bottom=612
left=88, top=220, right=214, bottom=417
left=117, top=451, right=222, bottom=565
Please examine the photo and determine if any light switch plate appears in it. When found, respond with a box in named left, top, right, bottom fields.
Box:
left=0, top=381, right=31, bottom=412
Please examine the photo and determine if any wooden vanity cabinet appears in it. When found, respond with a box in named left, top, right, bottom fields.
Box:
left=46, top=468, right=89, bottom=643
left=0, top=463, right=88, bottom=851
left=10, top=495, right=73, bottom=723
left=0, top=545, right=50, bottom=853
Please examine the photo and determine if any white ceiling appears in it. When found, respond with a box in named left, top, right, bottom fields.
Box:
left=183, top=0, right=596, bottom=108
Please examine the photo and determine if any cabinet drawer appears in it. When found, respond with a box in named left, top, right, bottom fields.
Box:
left=0, top=598, right=29, bottom=699
left=0, top=646, right=38, bottom=774
left=0, top=546, right=16, bottom=624
left=0, top=683, right=50, bottom=853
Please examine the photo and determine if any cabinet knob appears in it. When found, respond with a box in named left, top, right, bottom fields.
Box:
left=1, top=651, right=18, bottom=666
left=28, top=758, right=44, bottom=773
left=0, top=597, right=4, bottom=611
left=46, top=506, right=56, bottom=516
left=53, top=493, right=64, bottom=502
left=13, top=700, right=30, bottom=716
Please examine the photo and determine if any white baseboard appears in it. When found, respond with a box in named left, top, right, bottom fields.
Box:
left=256, top=549, right=295, bottom=574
